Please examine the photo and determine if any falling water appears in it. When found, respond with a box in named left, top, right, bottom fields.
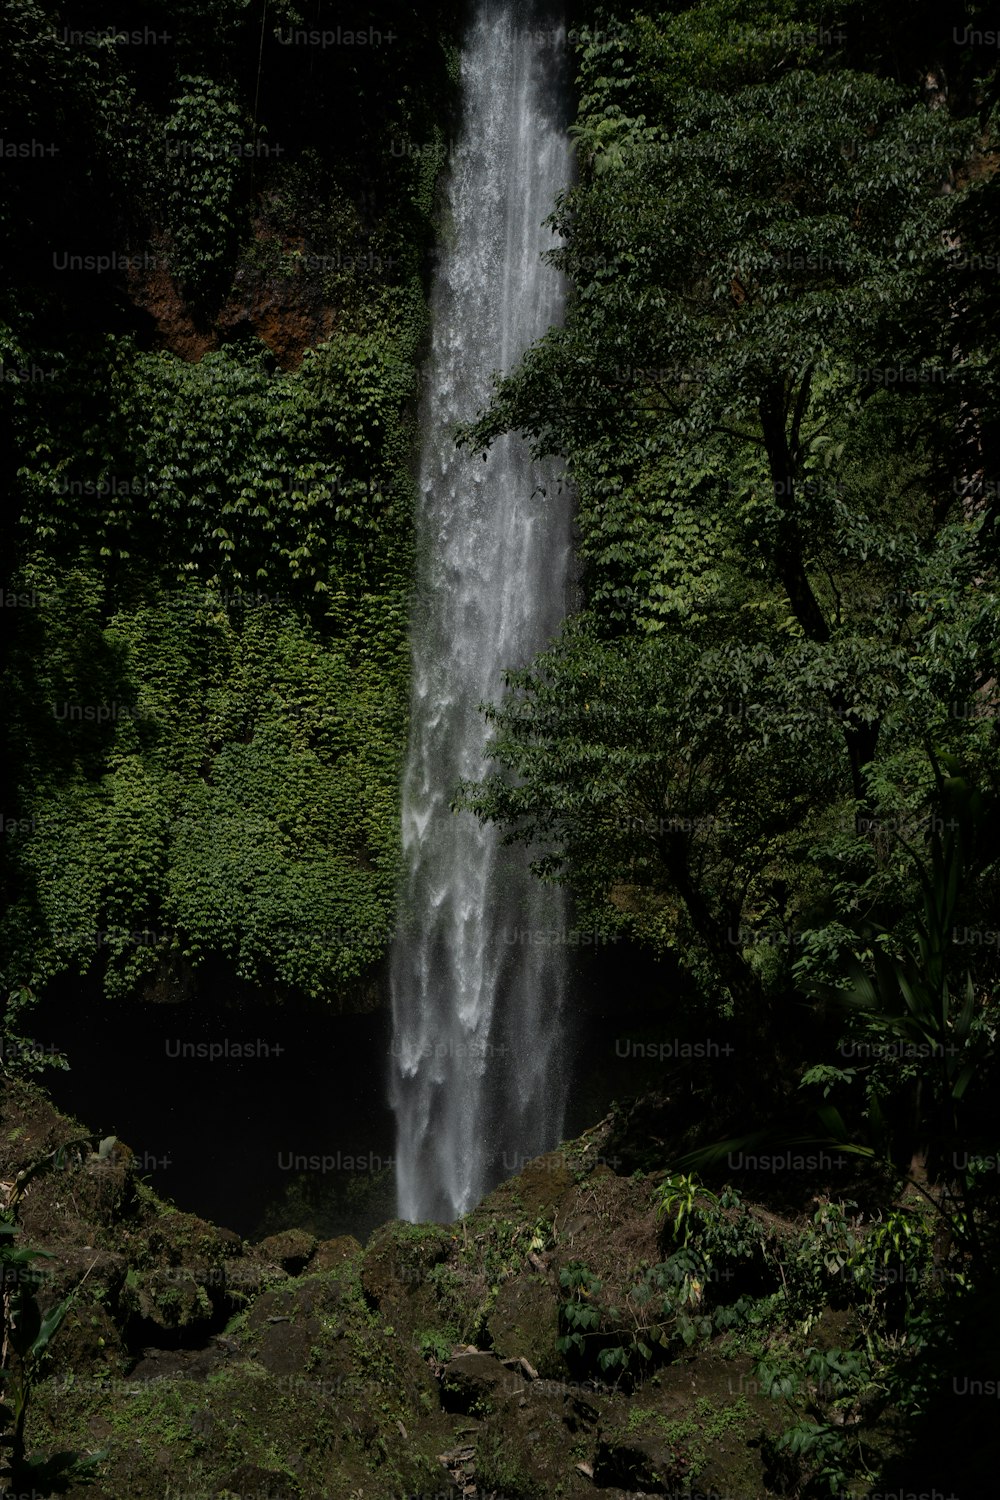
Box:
left=390, top=0, right=573, bottom=1223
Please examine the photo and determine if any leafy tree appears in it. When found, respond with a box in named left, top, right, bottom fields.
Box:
left=458, top=10, right=997, bottom=1064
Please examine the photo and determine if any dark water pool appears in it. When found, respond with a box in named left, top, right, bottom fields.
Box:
left=29, top=938, right=681, bottom=1242
left=32, top=978, right=397, bottom=1243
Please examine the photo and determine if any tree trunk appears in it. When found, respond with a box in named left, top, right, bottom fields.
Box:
left=758, top=381, right=880, bottom=810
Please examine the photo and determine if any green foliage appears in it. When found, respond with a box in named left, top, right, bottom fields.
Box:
left=0, top=0, right=461, bottom=1011
left=788, top=768, right=1000, bottom=1288
left=457, top=2, right=999, bottom=1091
left=554, top=1149, right=974, bottom=1493
left=0, top=986, right=69, bottom=1080
left=556, top=1261, right=604, bottom=1360
left=0, top=1215, right=106, bottom=1488
left=804, top=764, right=996, bottom=1161
left=758, top=1344, right=874, bottom=1498
left=654, top=1172, right=720, bottom=1245
left=416, top=1327, right=455, bottom=1363
left=455, top=1215, right=553, bottom=1298
left=556, top=1182, right=771, bottom=1380
left=623, top=1394, right=755, bottom=1483
left=2, top=170, right=427, bottom=1008
left=164, top=76, right=247, bottom=304
left=800, top=1064, right=857, bottom=1098
left=1, top=570, right=408, bottom=999
left=15, top=330, right=418, bottom=598
left=740, top=1181, right=983, bottom=1495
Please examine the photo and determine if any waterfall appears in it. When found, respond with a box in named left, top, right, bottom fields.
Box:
left=390, top=0, right=574, bottom=1224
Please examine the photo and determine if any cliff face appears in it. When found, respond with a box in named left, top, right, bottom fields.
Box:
left=125, top=214, right=440, bottom=370
left=1, top=3, right=461, bottom=1016
left=124, top=228, right=336, bottom=368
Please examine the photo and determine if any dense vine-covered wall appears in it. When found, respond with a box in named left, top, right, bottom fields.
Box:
left=0, top=0, right=461, bottom=1008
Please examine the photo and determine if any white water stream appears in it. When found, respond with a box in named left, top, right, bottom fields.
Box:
left=390, top=0, right=573, bottom=1222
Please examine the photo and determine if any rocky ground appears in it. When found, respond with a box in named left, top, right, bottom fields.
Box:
left=1, top=1079, right=919, bottom=1499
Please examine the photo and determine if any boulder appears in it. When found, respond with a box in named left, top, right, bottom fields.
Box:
left=255, top=1226, right=317, bottom=1272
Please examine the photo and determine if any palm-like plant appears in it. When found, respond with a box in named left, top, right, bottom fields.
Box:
left=1, top=1149, right=105, bottom=1488
left=830, top=769, right=984, bottom=1178
left=802, top=758, right=997, bottom=1269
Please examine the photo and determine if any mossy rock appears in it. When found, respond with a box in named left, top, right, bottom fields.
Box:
left=0, top=1077, right=88, bottom=1174
left=360, top=1220, right=455, bottom=1334
left=255, top=1226, right=317, bottom=1272
left=30, top=1346, right=455, bottom=1500
left=485, top=1270, right=566, bottom=1378
left=307, top=1233, right=361, bottom=1272
left=232, top=1255, right=442, bottom=1418
left=74, top=1140, right=139, bottom=1224
left=34, top=1246, right=130, bottom=1371
left=121, top=1265, right=216, bottom=1335
left=594, top=1354, right=782, bottom=1499
left=221, top=1254, right=281, bottom=1302
left=242, top=1275, right=345, bottom=1377
left=440, top=1350, right=525, bottom=1415
left=216, top=1461, right=303, bottom=1497
left=136, top=1207, right=242, bottom=1268
left=474, top=1386, right=603, bottom=1500
left=474, top=1424, right=550, bottom=1500
left=41, top=1243, right=128, bottom=1301
left=593, top=1424, right=694, bottom=1494
left=506, top=1150, right=578, bottom=1215
left=471, top=1148, right=579, bottom=1225
left=54, top=1298, right=129, bottom=1377
left=362, top=1219, right=453, bottom=1285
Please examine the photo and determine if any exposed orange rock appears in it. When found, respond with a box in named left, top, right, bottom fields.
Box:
left=126, top=234, right=216, bottom=362
left=125, top=224, right=339, bottom=369
left=217, top=264, right=338, bottom=369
